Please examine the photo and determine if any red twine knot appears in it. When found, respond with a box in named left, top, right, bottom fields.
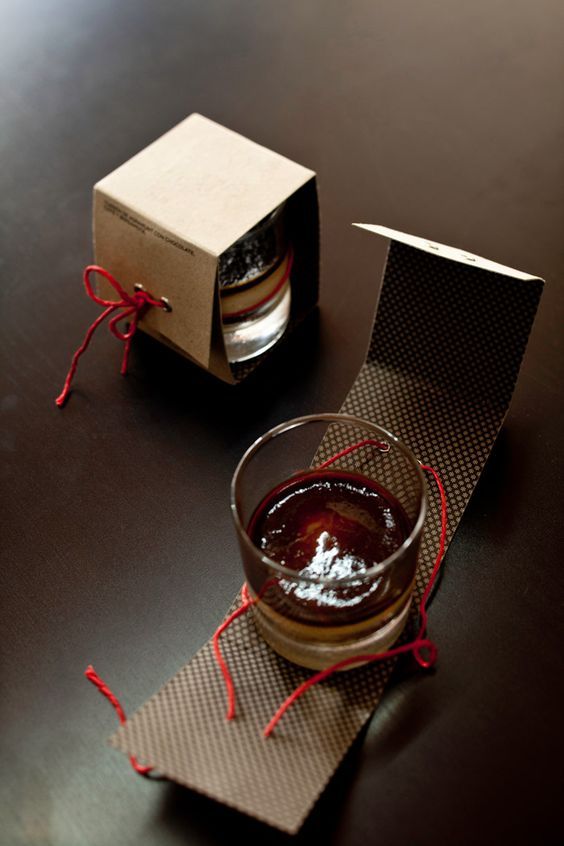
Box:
left=55, top=265, right=167, bottom=407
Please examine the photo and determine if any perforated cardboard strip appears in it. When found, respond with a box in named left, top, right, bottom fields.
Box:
left=108, top=228, right=543, bottom=833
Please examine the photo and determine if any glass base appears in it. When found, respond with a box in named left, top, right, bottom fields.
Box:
left=223, top=285, right=291, bottom=364
left=251, top=596, right=413, bottom=671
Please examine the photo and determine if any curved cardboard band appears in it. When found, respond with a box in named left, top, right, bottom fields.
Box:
left=108, top=227, right=543, bottom=834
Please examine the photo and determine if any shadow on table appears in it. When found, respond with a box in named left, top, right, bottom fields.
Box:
left=133, top=308, right=323, bottom=427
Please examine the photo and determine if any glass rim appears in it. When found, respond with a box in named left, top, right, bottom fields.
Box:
left=230, top=413, right=427, bottom=587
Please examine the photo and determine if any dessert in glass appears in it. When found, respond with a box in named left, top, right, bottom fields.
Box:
left=231, top=414, right=427, bottom=670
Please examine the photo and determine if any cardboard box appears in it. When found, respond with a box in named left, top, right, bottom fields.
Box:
left=93, top=114, right=319, bottom=382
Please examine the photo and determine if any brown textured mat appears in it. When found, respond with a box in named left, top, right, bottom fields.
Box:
left=108, top=227, right=543, bottom=833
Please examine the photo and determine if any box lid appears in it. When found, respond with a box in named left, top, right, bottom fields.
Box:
left=96, top=113, right=316, bottom=257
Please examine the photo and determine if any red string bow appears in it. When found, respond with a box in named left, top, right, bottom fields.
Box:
left=55, top=265, right=166, bottom=407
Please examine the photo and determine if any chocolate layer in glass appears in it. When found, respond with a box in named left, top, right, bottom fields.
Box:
left=247, top=469, right=416, bottom=647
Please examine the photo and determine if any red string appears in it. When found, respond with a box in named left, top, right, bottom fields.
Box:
left=56, top=266, right=166, bottom=407
left=317, top=438, right=389, bottom=469
left=84, top=665, right=153, bottom=775
left=212, top=579, right=287, bottom=720
left=212, top=590, right=257, bottom=720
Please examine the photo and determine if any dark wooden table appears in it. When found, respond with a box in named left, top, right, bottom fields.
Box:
left=2, top=2, right=563, bottom=844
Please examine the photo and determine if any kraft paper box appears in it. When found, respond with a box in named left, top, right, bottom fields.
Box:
left=93, top=113, right=319, bottom=382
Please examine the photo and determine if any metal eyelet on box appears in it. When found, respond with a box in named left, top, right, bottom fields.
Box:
left=134, top=284, right=171, bottom=312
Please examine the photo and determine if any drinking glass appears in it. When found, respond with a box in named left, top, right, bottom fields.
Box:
left=219, top=203, right=291, bottom=363
left=231, top=414, right=427, bottom=670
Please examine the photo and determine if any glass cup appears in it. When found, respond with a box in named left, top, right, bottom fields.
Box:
left=231, top=414, right=427, bottom=670
left=219, top=202, right=291, bottom=363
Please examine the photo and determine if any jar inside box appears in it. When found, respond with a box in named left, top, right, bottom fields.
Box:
left=219, top=203, right=292, bottom=363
